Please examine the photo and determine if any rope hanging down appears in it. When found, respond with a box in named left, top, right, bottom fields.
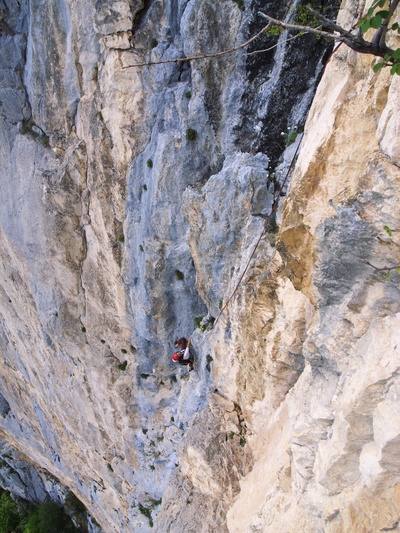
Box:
left=197, top=134, right=304, bottom=349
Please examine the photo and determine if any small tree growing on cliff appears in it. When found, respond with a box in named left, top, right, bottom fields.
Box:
left=260, top=0, right=400, bottom=75
left=123, top=0, right=400, bottom=75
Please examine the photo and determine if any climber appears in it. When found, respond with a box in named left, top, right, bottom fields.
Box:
left=172, top=336, right=194, bottom=371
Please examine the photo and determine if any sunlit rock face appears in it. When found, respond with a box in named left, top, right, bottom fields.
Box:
left=1, top=0, right=399, bottom=531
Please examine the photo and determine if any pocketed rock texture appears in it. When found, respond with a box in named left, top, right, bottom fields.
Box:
left=0, top=0, right=399, bottom=531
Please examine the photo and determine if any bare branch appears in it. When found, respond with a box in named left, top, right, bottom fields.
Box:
left=258, top=11, right=345, bottom=41
left=305, top=6, right=365, bottom=41
left=121, top=21, right=272, bottom=68
left=121, top=4, right=399, bottom=70
left=364, top=260, right=400, bottom=272
left=258, top=10, right=395, bottom=58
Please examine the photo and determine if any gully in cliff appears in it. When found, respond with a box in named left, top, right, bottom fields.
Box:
left=171, top=337, right=195, bottom=371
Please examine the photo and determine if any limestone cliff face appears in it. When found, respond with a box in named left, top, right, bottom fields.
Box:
left=0, top=0, right=399, bottom=531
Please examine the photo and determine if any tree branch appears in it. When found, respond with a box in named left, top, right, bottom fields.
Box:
left=364, top=260, right=400, bottom=272
left=121, top=21, right=272, bottom=68
left=375, top=0, right=400, bottom=50
left=259, top=9, right=396, bottom=58
left=258, top=11, right=346, bottom=42
left=305, top=6, right=366, bottom=42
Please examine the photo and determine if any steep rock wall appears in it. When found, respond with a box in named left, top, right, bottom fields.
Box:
left=223, top=4, right=400, bottom=532
left=0, top=0, right=399, bottom=532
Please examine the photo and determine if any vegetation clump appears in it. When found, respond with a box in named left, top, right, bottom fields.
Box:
left=118, top=361, right=128, bottom=371
left=186, top=128, right=197, bottom=141
left=175, top=270, right=184, bottom=281
left=91, top=63, right=98, bottom=81
left=0, top=489, right=81, bottom=533
left=261, top=0, right=400, bottom=75
left=232, top=0, right=244, bottom=11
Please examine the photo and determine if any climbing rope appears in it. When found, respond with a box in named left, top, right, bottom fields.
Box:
left=197, top=134, right=304, bottom=349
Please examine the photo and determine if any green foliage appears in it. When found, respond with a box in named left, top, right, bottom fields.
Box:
left=36, top=502, right=65, bottom=532
left=146, top=159, right=153, bottom=168
left=206, top=354, right=213, bottom=363
left=38, top=134, right=50, bottom=148
left=218, top=298, right=223, bottom=309
left=294, top=4, right=321, bottom=38
left=64, top=492, right=86, bottom=531
left=186, top=128, right=197, bottom=141
left=265, top=25, right=283, bottom=37
left=357, top=0, right=400, bottom=75
left=121, top=348, right=127, bottom=354
left=91, top=64, right=98, bottom=81
left=81, top=326, right=86, bottom=333
left=19, top=119, right=35, bottom=134
left=64, top=492, right=85, bottom=516
left=96, top=111, right=103, bottom=121
left=118, top=234, right=125, bottom=243
left=170, top=375, right=177, bottom=383
left=194, top=316, right=206, bottom=331
left=170, top=416, right=175, bottom=422
left=0, top=491, right=22, bottom=533
left=19, top=120, right=49, bottom=146
left=358, top=0, right=389, bottom=32
left=283, top=128, right=301, bottom=147
left=374, top=49, right=400, bottom=75
left=232, top=0, right=244, bottom=11
left=150, top=38, right=158, bottom=48
left=130, top=345, right=136, bottom=353
left=118, top=361, right=128, bottom=371
left=142, top=184, right=148, bottom=191
left=175, top=269, right=184, bottom=281
left=140, top=373, right=149, bottom=379
left=266, top=214, right=279, bottom=234
left=184, top=90, right=192, bottom=99
left=384, top=225, right=393, bottom=236
left=24, top=501, right=78, bottom=533
left=138, top=504, right=153, bottom=527
left=139, top=244, right=144, bottom=252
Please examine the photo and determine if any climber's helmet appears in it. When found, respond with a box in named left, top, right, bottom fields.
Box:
left=171, top=352, right=180, bottom=362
